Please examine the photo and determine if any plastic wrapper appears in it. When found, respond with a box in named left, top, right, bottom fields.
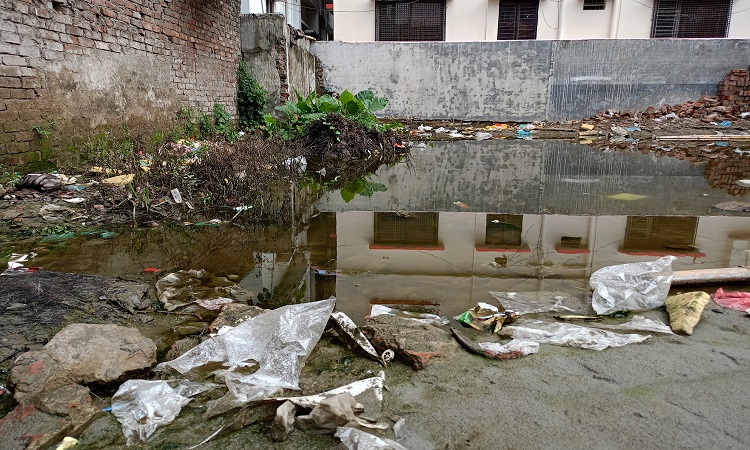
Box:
left=111, top=379, right=213, bottom=445
left=157, top=298, right=336, bottom=416
left=506, top=322, right=650, bottom=351
left=331, top=311, right=385, bottom=364
left=478, top=339, right=539, bottom=357
left=488, top=291, right=588, bottom=315
left=335, top=427, right=410, bottom=450
left=596, top=315, right=674, bottom=334
left=590, top=256, right=676, bottom=315
left=370, top=304, right=450, bottom=326
left=712, top=288, right=750, bottom=311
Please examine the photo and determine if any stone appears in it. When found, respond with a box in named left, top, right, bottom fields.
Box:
left=361, top=315, right=459, bottom=370
left=164, top=336, right=201, bottom=362
left=664, top=291, right=711, bottom=335
left=209, top=303, right=268, bottom=332
left=11, top=324, right=156, bottom=401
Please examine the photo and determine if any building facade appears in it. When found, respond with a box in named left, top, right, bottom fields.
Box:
left=242, top=0, right=334, bottom=40
left=332, top=0, right=750, bottom=42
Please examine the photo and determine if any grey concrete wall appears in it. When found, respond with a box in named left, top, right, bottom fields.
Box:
left=240, top=15, right=317, bottom=114
left=312, top=39, right=750, bottom=121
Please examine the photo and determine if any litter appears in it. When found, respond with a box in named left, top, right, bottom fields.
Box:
left=580, top=123, right=595, bottom=131
left=111, top=379, right=214, bottom=445
left=331, top=311, right=387, bottom=365
left=719, top=120, right=732, bottom=127
left=664, top=291, right=710, bottom=335
left=62, top=197, right=86, bottom=204
left=516, top=129, right=532, bottom=138
left=335, top=427, right=410, bottom=450
left=489, top=291, right=588, bottom=315
left=590, top=256, right=676, bottom=315
left=102, top=174, right=135, bottom=186
left=296, top=392, right=388, bottom=432
left=282, top=156, right=307, bottom=173
left=2, top=253, right=37, bottom=276
left=157, top=298, right=336, bottom=416
left=170, top=188, right=183, bottom=204
left=195, top=297, right=234, bottom=311
left=417, top=124, right=432, bottom=132
left=370, top=304, right=450, bottom=327
left=454, top=302, right=518, bottom=333
left=54, top=437, right=79, bottom=450
left=712, top=288, right=750, bottom=311
left=506, top=322, right=651, bottom=351
left=15, top=173, right=64, bottom=191
left=519, top=123, right=536, bottom=131
left=474, top=132, right=493, bottom=141
left=736, top=179, right=750, bottom=187
left=595, top=315, right=674, bottom=334
left=478, top=339, right=539, bottom=357
left=740, top=112, right=750, bottom=119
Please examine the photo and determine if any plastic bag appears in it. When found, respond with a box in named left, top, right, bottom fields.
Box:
left=478, top=339, right=539, bottom=357
left=157, top=298, right=336, bottom=416
left=595, top=315, right=674, bottom=334
left=489, top=291, right=588, bottom=315
left=370, top=305, right=450, bottom=327
left=335, top=427, right=410, bottom=450
left=712, top=288, right=750, bottom=311
left=590, top=256, right=676, bottom=315
left=506, top=322, right=650, bottom=351
left=111, top=379, right=213, bottom=445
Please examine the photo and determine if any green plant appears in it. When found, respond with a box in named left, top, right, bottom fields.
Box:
left=32, top=120, right=56, bottom=140
left=0, top=163, right=21, bottom=186
left=265, top=89, right=389, bottom=140
left=211, top=102, right=239, bottom=142
left=237, top=60, right=267, bottom=130
left=340, top=176, right=387, bottom=203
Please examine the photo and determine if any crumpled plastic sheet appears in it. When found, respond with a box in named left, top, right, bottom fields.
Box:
left=331, top=311, right=386, bottom=364
left=335, top=427, right=410, bottom=450
left=156, top=298, right=336, bottom=416
left=596, top=315, right=674, bottom=334
left=590, top=256, right=676, bottom=315
left=506, top=321, right=651, bottom=351
left=712, top=288, right=750, bottom=311
left=478, top=339, right=539, bottom=357
left=488, top=291, right=588, bottom=315
left=111, top=379, right=214, bottom=445
left=370, top=304, right=450, bottom=326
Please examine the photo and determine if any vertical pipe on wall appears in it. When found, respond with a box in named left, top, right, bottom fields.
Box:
left=609, top=0, right=623, bottom=38
left=556, top=0, right=565, bottom=39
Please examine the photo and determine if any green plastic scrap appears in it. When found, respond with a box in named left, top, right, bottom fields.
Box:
left=454, top=310, right=473, bottom=326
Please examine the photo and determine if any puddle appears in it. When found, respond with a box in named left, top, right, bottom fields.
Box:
left=3, top=141, right=749, bottom=323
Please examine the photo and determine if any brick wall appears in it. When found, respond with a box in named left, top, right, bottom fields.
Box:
left=705, top=158, right=750, bottom=196
left=0, top=0, right=240, bottom=166
left=719, top=67, right=750, bottom=110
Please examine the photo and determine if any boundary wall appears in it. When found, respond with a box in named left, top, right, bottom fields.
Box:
left=311, top=39, right=750, bottom=121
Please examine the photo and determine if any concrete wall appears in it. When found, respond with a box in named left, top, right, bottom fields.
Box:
left=0, top=0, right=240, bottom=166
left=240, top=14, right=317, bottom=113
left=335, top=0, right=750, bottom=42
left=312, top=39, right=750, bottom=121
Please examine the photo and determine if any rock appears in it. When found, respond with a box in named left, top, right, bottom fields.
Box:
left=103, top=281, right=151, bottom=313
left=361, top=315, right=459, bottom=369
left=164, top=336, right=201, bottom=361
left=155, top=270, right=256, bottom=311
left=209, top=303, right=268, bottom=332
left=664, top=291, right=711, bottom=335
left=11, top=324, right=156, bottom=401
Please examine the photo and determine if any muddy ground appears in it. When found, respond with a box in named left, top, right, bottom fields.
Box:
left=1, top=112, right=750, bottom=449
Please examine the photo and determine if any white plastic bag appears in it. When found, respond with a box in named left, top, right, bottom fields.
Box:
left=506, top=322, right=650, bottom=351
left=478, top=339, right=539, bottom=357
left=489, top=291, right=588, bottom=315
left=370, top=305, right=450, bottom=326
left=596, top=315, right=674, bottom=334
left=111, top=380, right=213, bottom=445
left=335, top=427, right=410, bottom=450
left=590, top=256, right=676, bottom=315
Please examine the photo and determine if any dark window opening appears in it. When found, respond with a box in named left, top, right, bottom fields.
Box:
left=583, top=0, right=606, bottom=10
left=485, top=214, right=524, bottom=246
left=374, top=212, right=440, bottom=246
left=651, top=0, right=732, bottom=38
left=497, top=0, right=539, bottom=40
left=376, top=1, right=446, bottom=41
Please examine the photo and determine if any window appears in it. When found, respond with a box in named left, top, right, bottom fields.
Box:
left=583, top=0, right=606, bottom=10
left=485, top=214, right=523, bottom=246
left=624, top=216, right=699, bottom=252
left=651, top=0, right=732, bottom=38
left=497, top=0, right=539, bottom=40
left=376, top=0, right=446, bottom=41
left=374, top=212, right=440, bottom=246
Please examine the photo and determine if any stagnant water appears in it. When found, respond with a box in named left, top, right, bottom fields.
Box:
left=4, top=140, right=750, bottom=321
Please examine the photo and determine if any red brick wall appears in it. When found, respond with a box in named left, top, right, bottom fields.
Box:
left=0, top=0, right=240, bottom=166
left=719, top=67, right=750, bottom=110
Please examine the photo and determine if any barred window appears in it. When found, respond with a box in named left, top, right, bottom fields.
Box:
left=497, top=0, right=539, bottom=40
left=376, top=0, right=446, bottom=41
left=583, top=0, right=606, bottom=10
left=651, top=0, right=732, bottom=38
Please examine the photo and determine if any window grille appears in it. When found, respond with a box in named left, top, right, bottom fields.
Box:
left=485, top=214, right=524, bottom=246
left=583, top=0, right=606, bottom=10
left=376, top=1, right=446, bottom=41
left=624, top=216, right=699, bottom=251
left=374, top=212, right=440, bottom=245
left=497, top=0, right=539, bottom=40
left=651, top=0, right=732, bottom=38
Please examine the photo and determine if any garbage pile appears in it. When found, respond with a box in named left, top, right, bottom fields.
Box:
left=589, top=95, right=743, bottom=123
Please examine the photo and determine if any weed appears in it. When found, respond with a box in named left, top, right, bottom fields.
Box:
left=31, top=120, right=56, bottom=140
left=0, top=163, right=21, bottom=186
left=237, top=60, right=267, bottom=130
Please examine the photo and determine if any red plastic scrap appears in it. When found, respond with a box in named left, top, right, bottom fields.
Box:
left=712, top=288, right=750, bottom=311
left=143, top=267, right=160, bottom=273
